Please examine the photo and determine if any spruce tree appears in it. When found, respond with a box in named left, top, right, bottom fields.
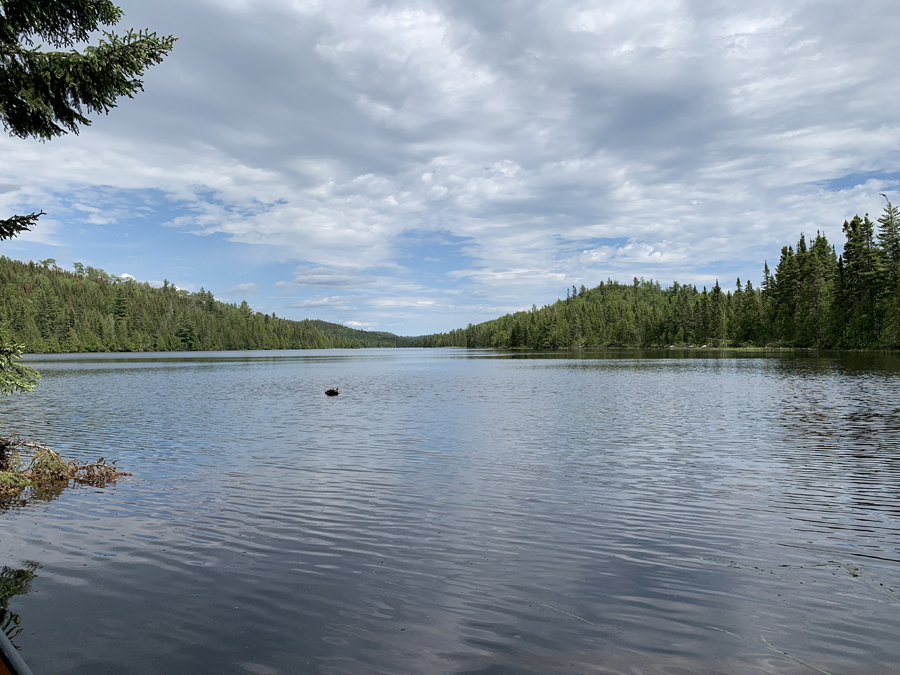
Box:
left=1, top=0, right=176, bottom=141
left=1, top=0, right=176, bottom=235
left=772, top=245, right=799, bottom=344
left=842, top=215, right=882, bottom=346
left=877, top=196, right=900, bottom=345
left=1, top=1, right=175, bottom=393
left=796, top=232, right=836, bottom=346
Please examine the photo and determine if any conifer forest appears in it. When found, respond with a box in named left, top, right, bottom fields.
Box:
left=2, top=201, right=899, bottom=353
left=0, top=259, right=415, bottom=352
left=422, top=201, right=900, bottom=350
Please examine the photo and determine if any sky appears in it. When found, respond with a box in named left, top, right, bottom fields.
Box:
left=2, top=0, right=899, bottom=336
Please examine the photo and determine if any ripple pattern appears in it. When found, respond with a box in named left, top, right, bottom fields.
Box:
left=1, top=349, right=899, bottom=674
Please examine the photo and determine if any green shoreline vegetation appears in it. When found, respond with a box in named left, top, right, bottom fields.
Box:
left=2, top=198, right=899, bottom=359
left=423, top=200, right=900, bottom=351
left=0, top=257, right=417, bottom=353
left=0, top=196, right=897, bottom=362
left=1, top=0, right=179, bottom=517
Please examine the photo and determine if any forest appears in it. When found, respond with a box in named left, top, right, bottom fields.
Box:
left=421, top=201, right=900, bottom=350
left=0, top=258, right=415, bottom=352
left=2, top=201, right=899, bottom=354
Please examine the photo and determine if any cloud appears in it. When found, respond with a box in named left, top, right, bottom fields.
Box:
left=370, top=297, right=437, bottom=308
left=580, top=241, right=686, bottom=265
left=226, top=282, right=259, bottom=295
left=291, top=295, right=353, bottom=309
left=280, top=266, right=378, bottom=289
left=2, top=0, right=899, bottom=334
left=73, top=203, right=117, bottom=225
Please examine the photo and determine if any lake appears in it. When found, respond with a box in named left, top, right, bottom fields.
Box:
left=1, top=349, right=899, bottom=674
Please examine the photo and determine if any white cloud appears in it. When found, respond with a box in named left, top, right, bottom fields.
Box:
left=3, top=0, right=899, bottom=333
left=226, top=282, right=260, bottom=295
left=580, top=241, right=686, bottom=265
left=291, top=295, right=353, bottom=309
left=279, top=266, right=378, bottom=289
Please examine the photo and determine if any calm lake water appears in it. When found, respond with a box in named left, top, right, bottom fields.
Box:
left=2, top=349, right=900, bottom=675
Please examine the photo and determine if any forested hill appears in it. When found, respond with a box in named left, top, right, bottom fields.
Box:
left=0, top=257, right=416, bottom=352
left=422, top=203, right=900, bottom=350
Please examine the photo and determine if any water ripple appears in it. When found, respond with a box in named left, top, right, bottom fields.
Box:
left=1, top=349, right=899, bottom=674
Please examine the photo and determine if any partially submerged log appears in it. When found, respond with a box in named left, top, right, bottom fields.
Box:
left=0, top=436, right=129, bottom=499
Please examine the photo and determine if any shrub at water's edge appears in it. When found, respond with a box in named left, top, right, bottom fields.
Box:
left=0, top=332, right=39, bottom=394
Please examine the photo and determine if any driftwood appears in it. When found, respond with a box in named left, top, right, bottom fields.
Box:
left=0, top=436, right=129, bottom=498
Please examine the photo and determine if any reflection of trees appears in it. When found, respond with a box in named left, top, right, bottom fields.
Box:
left=773, top=355, right=900, bottom=520
left=0, top=562, right=40, bottom=642
left=0, top=482, right=67, bottom=511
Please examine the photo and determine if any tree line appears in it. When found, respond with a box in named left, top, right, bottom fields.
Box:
left=0, top=258, right=415, bottom=352
left=3, top=199, right=899, bottom=354
left=421, top=200, right=900, bottom=350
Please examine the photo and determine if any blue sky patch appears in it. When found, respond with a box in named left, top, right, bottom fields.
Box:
left=392, top=230, right=479, bottom=287
left=820, top=171, right=900, bottom=192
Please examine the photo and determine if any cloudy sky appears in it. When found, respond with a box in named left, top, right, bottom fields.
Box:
left=3, top=0, right=899, bottom=335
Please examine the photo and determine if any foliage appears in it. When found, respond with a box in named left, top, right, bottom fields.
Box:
left=423, top=201, right=900, bottom=350
left=0, top=211, right=42, bottom=241
left=1, top=1, right=175, bottom=395
left=26, top=446, right=70, bottom=482
left=0, top=329, right=39, bottom=394
left=0, top=257, right=417, bottom=352
left=1, top=0, right=177, bottom=140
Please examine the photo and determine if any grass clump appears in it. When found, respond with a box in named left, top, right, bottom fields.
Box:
left=0, top=436, right=129, bottom=500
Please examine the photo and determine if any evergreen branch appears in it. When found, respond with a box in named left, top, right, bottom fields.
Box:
left=1, top=29, right=177, bottom=139
left=0, top=211, right=42, bottom=240
left=0, top=0, right=123, bottom=48
left=0, top=331, right=40, bottom=395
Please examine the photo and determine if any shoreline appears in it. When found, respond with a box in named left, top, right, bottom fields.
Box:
left=21, top=345, right=900, bottom=356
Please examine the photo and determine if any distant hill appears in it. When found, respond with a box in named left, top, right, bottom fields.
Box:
left=0, top=257, right=416, bottom=352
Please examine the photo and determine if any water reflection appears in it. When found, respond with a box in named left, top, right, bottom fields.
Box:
left=0, top=562, right=39, bottom=643
left=0, top=483, right=66, bottom=511
left=0, top=350, right=899, bottom=674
